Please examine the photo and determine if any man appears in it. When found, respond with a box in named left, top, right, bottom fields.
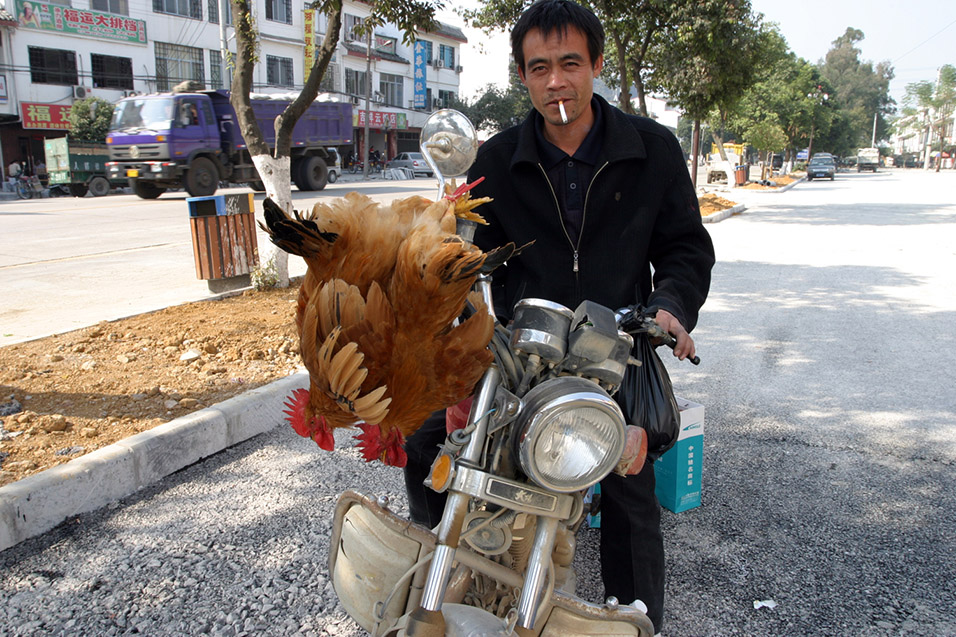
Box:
left=403, top=1, right=714, bottom=632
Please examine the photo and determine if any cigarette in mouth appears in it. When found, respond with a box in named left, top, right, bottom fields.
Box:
left=558, top=100, right=568, bottom=124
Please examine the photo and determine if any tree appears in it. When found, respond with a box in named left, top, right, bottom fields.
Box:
left=451, top=64, right=532, bottom=135
left=818, top=27, right=894, bottom=155
left=229, top=0, right=440, bottom=286
left=903, top=64, right=956, bottom=171
left=68, top=97, right=114, bottom=142
left=652, top=0, right=766, bottom=184
left=745, top=120, right=787, bottom=179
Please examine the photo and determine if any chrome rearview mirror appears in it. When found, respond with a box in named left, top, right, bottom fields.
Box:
left=420, top=109, right=478, bottom=199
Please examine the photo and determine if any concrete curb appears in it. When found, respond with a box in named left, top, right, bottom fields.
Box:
left=0, top=372, right=308, bottom=552
left=701, top=203, right=746, bottom=224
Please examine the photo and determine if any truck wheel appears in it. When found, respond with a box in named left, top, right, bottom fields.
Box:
left=133, top=180, right=166, bottom=199
left=68, top=184, right=89, bottom=197
left=185, top=157, right=219, bottom=197
left=88, top=176, right=111, bottom=197
left=327, top=170, right=338, bottom=184
left=298, top=155, right=328, bottom=191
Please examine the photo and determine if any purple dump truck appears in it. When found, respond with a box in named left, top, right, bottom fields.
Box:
left=106, top=90, right=352, bottom=199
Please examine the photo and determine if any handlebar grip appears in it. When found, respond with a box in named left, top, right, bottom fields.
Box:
left=659, top=331, right=701, bottom=365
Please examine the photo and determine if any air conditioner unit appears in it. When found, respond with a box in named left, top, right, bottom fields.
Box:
left=437, top=59, right=445, bottom=68
left=431, top=60, right=440, bottom=69
left=432, top=97, right=442, bottom=108
left=350, top=95, right=360, bottom=105
left=72, top=86, right=90, bottom=99
left=456, top=65, right=463, bottom=73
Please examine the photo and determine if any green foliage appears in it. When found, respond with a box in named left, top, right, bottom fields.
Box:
left=818, top=27, right=895, bottom=154
left=251, top=255, right=280, bottom=290
left=452, top=64, right=532, bottom=134
left=654, top=0, right=765, bottom=121
left=746, top=120, right=787, bottom=155
left=68, top=97, right=114, bottom=143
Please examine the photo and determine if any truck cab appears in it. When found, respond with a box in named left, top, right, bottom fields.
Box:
left=107, top=93, right=224, bottom=198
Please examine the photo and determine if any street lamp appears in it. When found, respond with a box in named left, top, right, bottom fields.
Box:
left=806, top=86, right=829, bottom=159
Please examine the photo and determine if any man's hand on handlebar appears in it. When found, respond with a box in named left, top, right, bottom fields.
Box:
left=653, top=309, right=696, bottom=362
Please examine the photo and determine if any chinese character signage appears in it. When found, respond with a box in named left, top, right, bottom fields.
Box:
left=304, top=9, right=315, bottom=75
left=21, top=103, right=73, bottom=130
left=413, top=41, right=427, bottom=109
left=15, top=0, right=147, bottom=44
left=353, top=110, right=407, bottom=130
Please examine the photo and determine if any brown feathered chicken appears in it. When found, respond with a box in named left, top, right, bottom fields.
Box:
left=261, top=184, right=518, bottom=467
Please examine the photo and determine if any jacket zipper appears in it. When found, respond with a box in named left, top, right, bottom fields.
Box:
left=536, top=163, right=578, bottom=272
left=537, top=160, right=610, bottom=277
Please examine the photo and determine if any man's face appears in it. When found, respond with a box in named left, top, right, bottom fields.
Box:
left=517, top=26, right=603, bottom=128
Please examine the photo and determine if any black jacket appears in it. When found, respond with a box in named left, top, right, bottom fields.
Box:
left=469, top=95, right=715, bottom=332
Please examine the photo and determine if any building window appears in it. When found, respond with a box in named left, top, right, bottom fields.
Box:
left=320, top=62, right=337, bottom=92
left=345, top=68, right=367, bottom=96
left=416, top=40, right=433, bottom=64
left=439, top=44, right=455, bottom=68
left=265, top=0, right=292, bottom=24
left=155, top=41, right=204, bottom=91
left=266, top=55, right=294, bottom=88
left=153, top=0, right=202, bottom=19
left=207, top=0, right=232, bottom=24
left=209, top=50, right=223, bottom=89
left=91, top=54, right=133, bottom=89
left=28, top=47, right=77, bottom=86
left=92, top=0, right=129, bottom=15
left=344, top=13, right=364, bottom=41
left=380, top=73, right=403, bottom=108
left=438, top=90, right=456, bottom=109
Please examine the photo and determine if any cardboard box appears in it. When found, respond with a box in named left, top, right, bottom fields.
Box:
left=654, top=397, right=705, bottom=513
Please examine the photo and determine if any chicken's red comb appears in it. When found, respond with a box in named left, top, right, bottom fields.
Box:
left=444, top=176, right=485, bottom=202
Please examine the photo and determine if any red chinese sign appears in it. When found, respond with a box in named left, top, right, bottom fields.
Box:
left=354, top=110, right=407, bottom=130
left=21, top=103, right=72, bottom=130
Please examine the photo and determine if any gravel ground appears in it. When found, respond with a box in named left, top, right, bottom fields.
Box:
left=1, top=170, right=954, bottom=636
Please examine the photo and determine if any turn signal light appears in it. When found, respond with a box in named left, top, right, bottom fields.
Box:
left=429, top=454, right=454, bottom=493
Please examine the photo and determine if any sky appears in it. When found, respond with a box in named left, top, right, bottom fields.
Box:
left=439, top=0, right=956, bottom=109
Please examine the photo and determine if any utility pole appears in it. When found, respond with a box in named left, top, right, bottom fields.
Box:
left=871, top=112, right=877, bottom=147
left=363, top=27, right=372, bottom=180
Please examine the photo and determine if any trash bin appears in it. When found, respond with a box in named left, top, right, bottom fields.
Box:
left=187, top=192, right=259, bottom=292
left=734, top=165, right=748, bottom=186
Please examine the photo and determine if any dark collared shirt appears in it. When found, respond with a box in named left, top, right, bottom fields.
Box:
left=534, top=97, right=605, bottom=245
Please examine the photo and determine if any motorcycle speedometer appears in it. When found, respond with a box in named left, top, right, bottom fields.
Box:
left=514, top=377, right=626, bottom=492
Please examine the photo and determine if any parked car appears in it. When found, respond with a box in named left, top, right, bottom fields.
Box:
left=325, top=148, right=342, bottom=183
left=386, top=152, right=433, bottom=177
left=806, top=156, right=836, bottom=181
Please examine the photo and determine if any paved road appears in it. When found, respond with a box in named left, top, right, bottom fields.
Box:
left=1, top=169, right=954, bottom=635
left=0, top=178, right=442, bottom=347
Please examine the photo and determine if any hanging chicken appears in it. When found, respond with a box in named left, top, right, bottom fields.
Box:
left=261, top=183, right=520, bottom=467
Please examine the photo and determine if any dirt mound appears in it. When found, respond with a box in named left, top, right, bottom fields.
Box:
left=0, top=286, right=303, bottom=487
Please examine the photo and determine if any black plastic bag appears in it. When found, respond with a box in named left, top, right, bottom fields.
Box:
left=617, top=333, right=680, bottom=458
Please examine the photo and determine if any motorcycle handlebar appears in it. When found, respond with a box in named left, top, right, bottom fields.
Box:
left=616, top=306, right=701, bottom=366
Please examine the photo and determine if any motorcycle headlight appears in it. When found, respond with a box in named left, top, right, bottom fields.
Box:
left=514, top=377, right=626, bottom=493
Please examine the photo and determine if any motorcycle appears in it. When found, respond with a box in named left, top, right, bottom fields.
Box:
left=15, top=174, right=45, bottom=199
left=329, top=110, right=694, bottom=636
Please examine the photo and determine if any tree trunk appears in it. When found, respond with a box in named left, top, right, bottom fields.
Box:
left=691, top=120, right=700, bottom=188
left=611, top=31, right=632, bottom=114
left=710, top=130, right=728, bottom=162
left=228, top=0, right=344, bottom=288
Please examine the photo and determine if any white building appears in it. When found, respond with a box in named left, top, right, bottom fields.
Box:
left=0, top=0, right=466, bottom=175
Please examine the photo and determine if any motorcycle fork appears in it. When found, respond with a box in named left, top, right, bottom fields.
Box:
left=418, top=365, right=501, bottom=611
